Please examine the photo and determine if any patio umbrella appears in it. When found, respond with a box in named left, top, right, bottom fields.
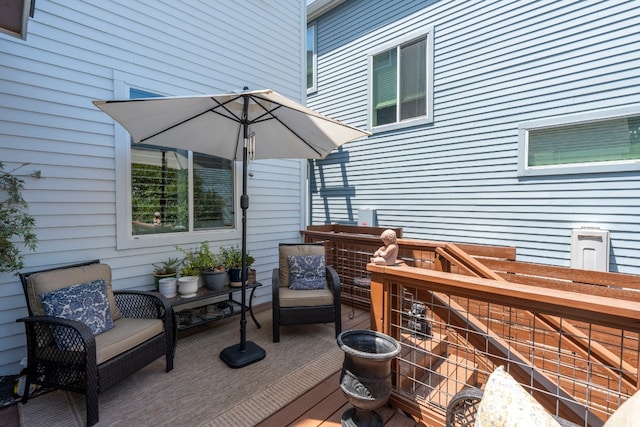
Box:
left=93, top=88, right=371, bottom=368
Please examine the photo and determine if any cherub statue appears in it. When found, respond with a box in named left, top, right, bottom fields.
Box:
left=370, top=229, right=399, bottom=265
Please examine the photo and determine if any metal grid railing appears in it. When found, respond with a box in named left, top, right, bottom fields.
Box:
left=391, top=282, right=638, bottom=426
left=304, top=231, right=445, bottom=312
left=301, top=226, right=639, bottom=425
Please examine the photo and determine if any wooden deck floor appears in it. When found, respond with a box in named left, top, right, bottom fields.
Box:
left=257, top=304, right=425, bottom=427
left=0, top=304, right=426, bottom=427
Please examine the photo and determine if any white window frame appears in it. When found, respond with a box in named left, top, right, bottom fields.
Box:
left=113, top=72, right=241, bottom=250
left=307, top=22, right=318, bottom=94
left=367, top=27, right=434, bottom=133
left=518, top=105, right=640, bottom=177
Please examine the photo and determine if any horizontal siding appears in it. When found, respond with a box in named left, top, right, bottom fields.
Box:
left=0, top=0, right=305, bottom=374
left=309, top=0, right=640, bottom=273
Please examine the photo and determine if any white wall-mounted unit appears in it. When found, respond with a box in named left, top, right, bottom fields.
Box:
left=570, top=228, right=610, bottom=272
left=358, top=208, right=376, bottom=227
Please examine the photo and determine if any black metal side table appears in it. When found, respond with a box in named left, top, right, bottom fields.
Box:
left=166, top=281, right=262, bottom=334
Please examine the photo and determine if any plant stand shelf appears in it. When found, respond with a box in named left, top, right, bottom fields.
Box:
left=166, top=282, right=262, bottom=336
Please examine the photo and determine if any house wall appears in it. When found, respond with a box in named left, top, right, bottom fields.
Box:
left=308, top=0, right=640, bottom=274
left=0, top=0, right=306, bottom=375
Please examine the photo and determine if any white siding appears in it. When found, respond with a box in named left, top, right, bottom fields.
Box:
left=0, top=0, right=306, bottom=374
left=308, top=0, right=640, bottom=272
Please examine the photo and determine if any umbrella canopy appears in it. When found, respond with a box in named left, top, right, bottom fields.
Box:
left=94, top=88, right=370, bottom=368
left=93, top=89, right=369, bottom=161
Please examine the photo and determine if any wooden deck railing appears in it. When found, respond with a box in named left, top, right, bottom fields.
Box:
left=302, top=225, right=640, bottom=427
left=302, top=225, right=516, bottom=311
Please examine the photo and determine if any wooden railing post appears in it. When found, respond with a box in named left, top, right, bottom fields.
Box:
left=369, top=269, right=384, bottom=332
left=368, top=264, right=395, bottom=335
left=434, top=252, right=451, bottom=272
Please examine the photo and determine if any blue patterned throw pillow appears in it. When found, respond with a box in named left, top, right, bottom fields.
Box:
left=39, top=279, right=115, bottom=350
left=288, top=255, right=327, bottom=290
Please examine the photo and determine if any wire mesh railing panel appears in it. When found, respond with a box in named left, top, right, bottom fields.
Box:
left=301, top=226, right=639, bottom=425
left=389, top=282, right=638, bottom=426
left=304, top=236, right=380, bottom=310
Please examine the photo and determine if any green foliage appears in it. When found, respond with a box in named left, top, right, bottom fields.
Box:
left=152, top=257, right=180, bottom=275
left=194, top=189, right=226, bottom=226
left=178, top=263, right=201, bottom=277
left=0, top=162, right=40, bottom=273
left=131, top=161, right=227, bottom=229
left=219, top=245, right=254, bottom=269
left=131, top=162, right=187, bottom=227
left=176, top=241, right=225, bottom=276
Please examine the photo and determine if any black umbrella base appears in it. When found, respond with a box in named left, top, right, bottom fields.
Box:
left=220, top=341, right=266, bottom=368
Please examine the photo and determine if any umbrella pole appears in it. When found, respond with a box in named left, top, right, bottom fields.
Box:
left=220, top=92, right=266, bottom=368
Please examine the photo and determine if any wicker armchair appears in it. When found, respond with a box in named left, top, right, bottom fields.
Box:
left=17, top=260, right=174, bottom=426
left=272, top=243, right=341, bottom=342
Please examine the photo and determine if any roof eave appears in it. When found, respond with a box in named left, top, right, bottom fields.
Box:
left=307, top=0, right=348, bottom=22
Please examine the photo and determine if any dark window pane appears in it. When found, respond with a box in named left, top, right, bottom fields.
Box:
left=529, top=117, right=640, bottom=167
left=131, top=146, right=189, bottom=235
left=193, top=153, right=234, bottom=230
left=373, top=48, right=397, bottom=126
left=307, top=26, right=315, bottom=90
left=400, top=38, right=426, bottom=121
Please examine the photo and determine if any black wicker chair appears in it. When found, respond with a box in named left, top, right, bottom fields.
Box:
left=446, top=387, right=581, bottom=427
left=17, top=260, right=174, bottom=426
left=272, top=243, right=341, bottom=342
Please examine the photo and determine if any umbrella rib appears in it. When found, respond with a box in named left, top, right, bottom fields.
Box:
left=209, top=95, right=244, bottom=122
left=140, top=109, right=211, bottom=143
left=249, top=95, right=324, bottom=157
left=250, top=93, right=361, bottom=131
left=206, top=96, right=246, bottom=159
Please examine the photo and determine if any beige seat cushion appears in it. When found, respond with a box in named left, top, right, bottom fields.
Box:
left=278, top=244, right=325, bottom=288
left=278, top=287, right=334, bottom=307
left=26, top=263, right=122, bottom=321
left=475, top=366, right=560, bottom=427
left=95, top=317, right=163, bottom=364
left=603, top=389, right=640, bottom=427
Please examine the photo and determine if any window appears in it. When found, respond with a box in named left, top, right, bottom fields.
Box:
left=369, top=28, right=434, bottom=131
left=307, top=23, right=317, bottom=93
left=129, top=89, right=235, bottom=237
left=518, top=106, right=640, bottom=176
left=0, top=0, right=32, bottom=40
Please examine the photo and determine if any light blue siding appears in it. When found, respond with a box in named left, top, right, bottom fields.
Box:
left=0, top=0, right=306, bottom=374
left=308, top=0, right=640, bottom=274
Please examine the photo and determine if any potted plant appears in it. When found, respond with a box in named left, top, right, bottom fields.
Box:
left=176, top=245, right=203, bottom=297
left=0, top=162, right=40, bottom=274
left=177, top=242, right=226, bottom=291
left=219, top=245, right=255, bottom=287
left=197, top=242, right=226, bottom=291
left=176, top=268, right=199, bottom=298
left=152, top=257, right=180, bottom=290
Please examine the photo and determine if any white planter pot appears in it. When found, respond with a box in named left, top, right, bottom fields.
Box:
left=177, top=276, right=199, bottom=298
left=158, top=277, right=177, bottom=298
